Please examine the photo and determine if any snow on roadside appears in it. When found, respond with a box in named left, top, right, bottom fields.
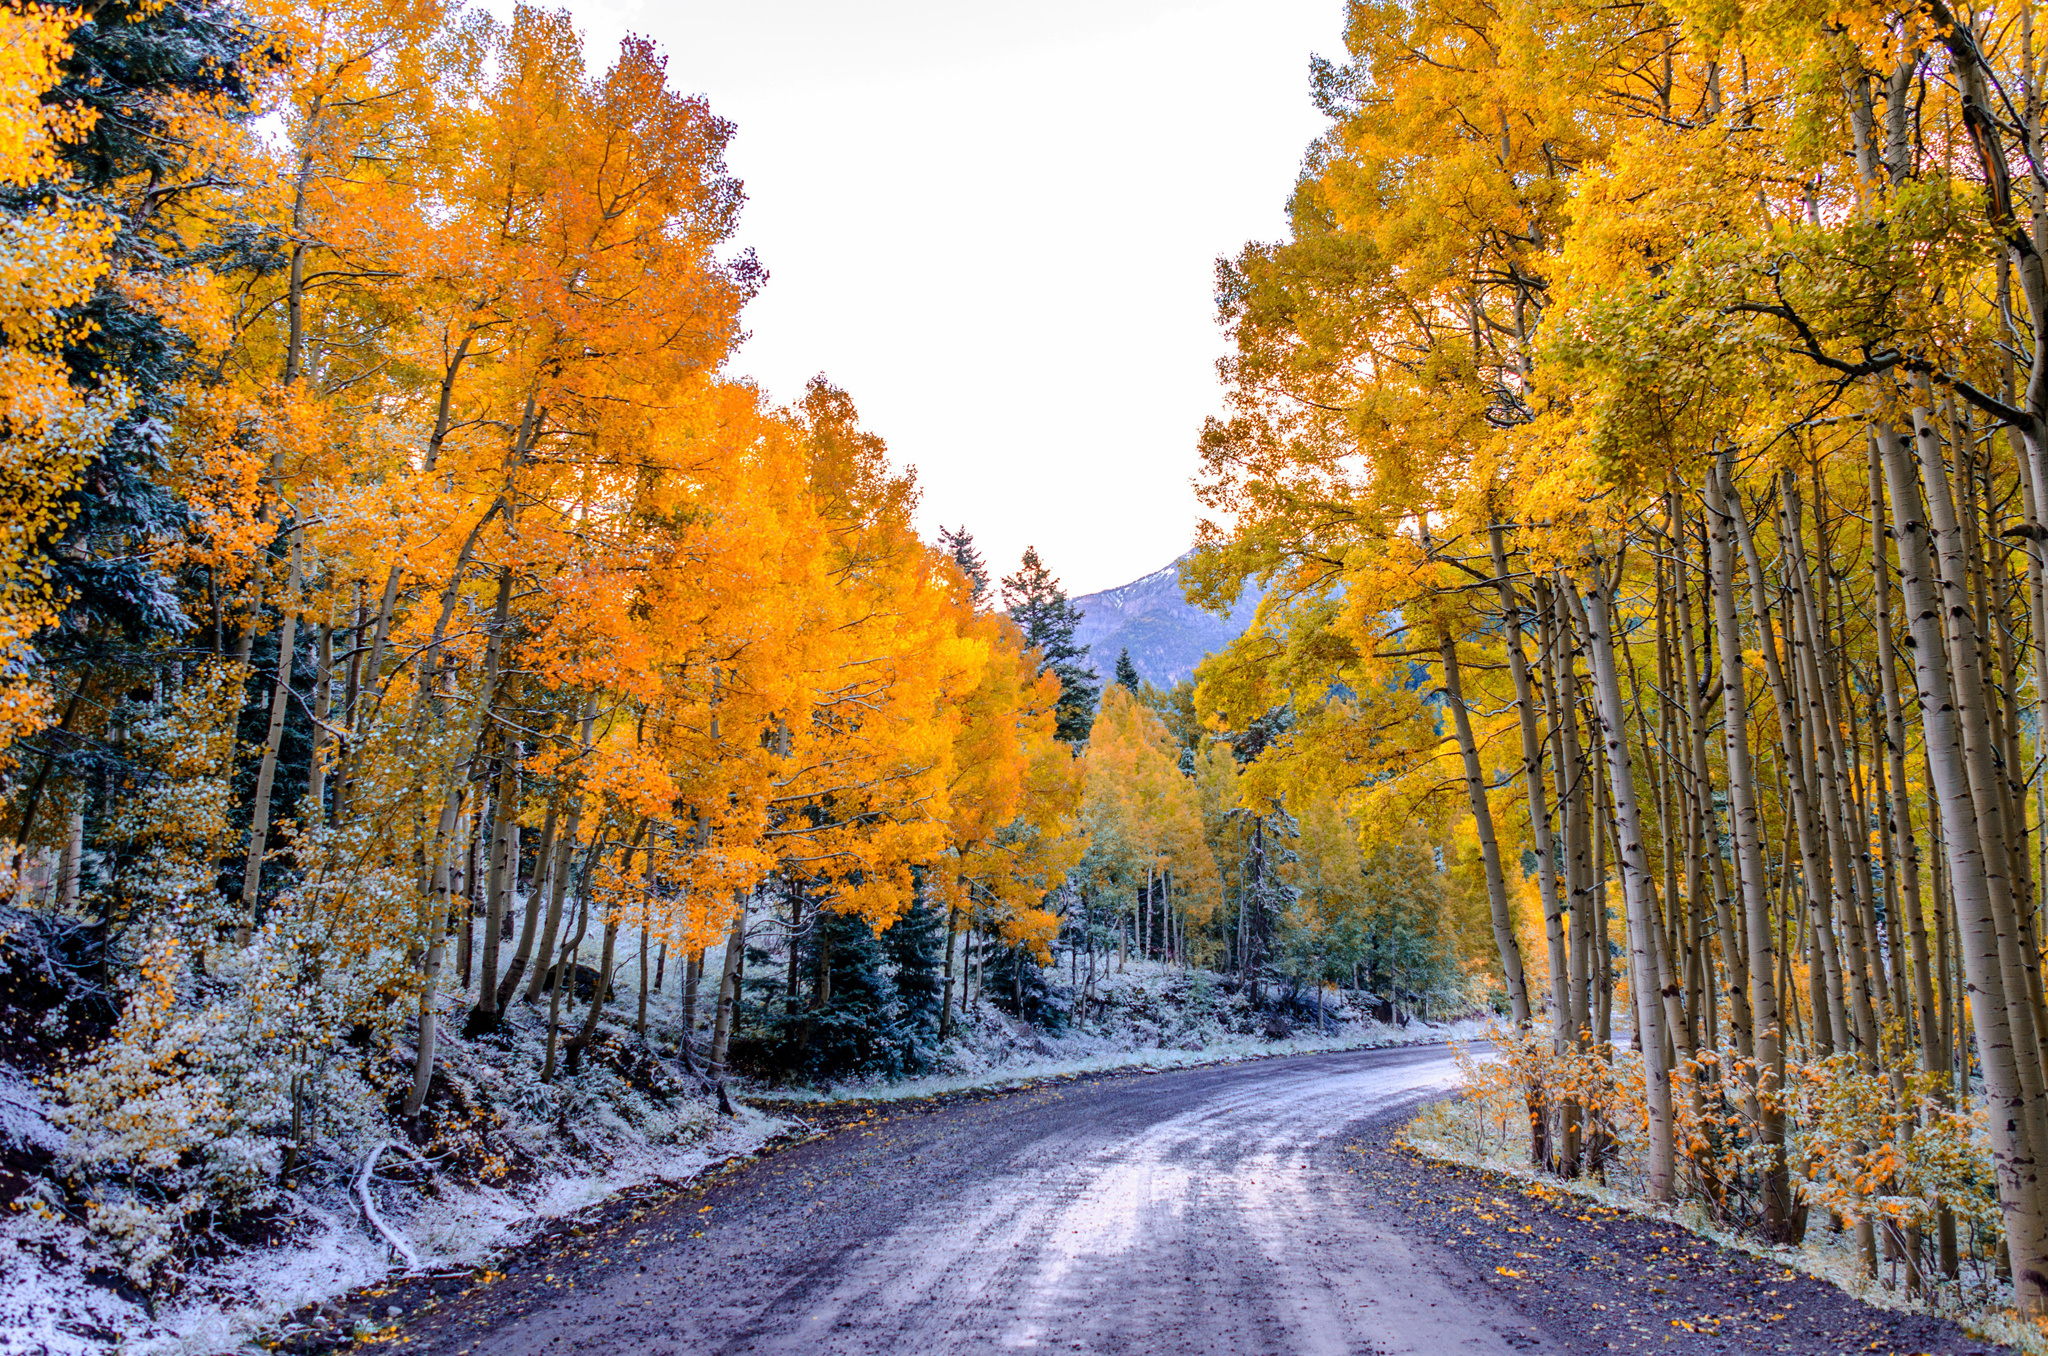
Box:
left=752, top=960, right=1493, bottom=1105
left=0, top=1056, right=789, bottom=1356
left=2, top=937, right=1484, bottom=1356
left=750, top=1019, right=1491, bottom=1106
left=156, top=1103, right=785, bottom=1356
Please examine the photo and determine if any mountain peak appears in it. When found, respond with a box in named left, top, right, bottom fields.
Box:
left=1069, top=554, right=1263, bottom=688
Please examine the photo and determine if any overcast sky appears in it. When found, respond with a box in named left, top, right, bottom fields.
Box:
left=548, top=0, right=1344, bottom=596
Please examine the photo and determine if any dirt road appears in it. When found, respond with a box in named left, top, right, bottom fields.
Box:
left=382, top=1044, right=2004, bottom=1356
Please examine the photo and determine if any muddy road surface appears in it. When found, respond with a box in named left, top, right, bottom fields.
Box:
left=381, top=1044, right=2005, bottom=1356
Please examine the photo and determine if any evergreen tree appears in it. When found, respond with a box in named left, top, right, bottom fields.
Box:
left=1143, top=679, right=1201, bottom=771
left=883, top=894, right=944, bottom=1069
left=980, top=942, right=1067, bottom=1031
left=787, top=908, right=902, bottom=1082
left=4, top=0, right=269, bottom=852
left=937, top=525, right=990, bottom=610
left=1002, top=546, right=1097, bottom=743
left=42, top=0, right=267, bottom=645
left=1114, top=648, right=1140, bottom=694
left=1353, top=844, right=1459, bottom=1014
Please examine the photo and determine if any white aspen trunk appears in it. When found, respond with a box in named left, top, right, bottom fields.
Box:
left=1871, top=440, right=1943, bottom=1083
left=1441, top=634, right=1532, bottom=1025
left=939, top=893, right=959, bottom=1041
left=1547, top=590, right=1596, bottom=1051
left=567, top=915, right=620, bottom=1074
left=403, top=787, right=463, bottom=1119
left=1785, top=474, right=1887, bottom=1065
left=1881, top=413, right=2048, bottom=1308
left=1784, top=543, right=1883, bottom=1065
left=543, top=832, right=603, bottom=1081
left=1674, top=497, right=1750, bottom=1062
left=1706, top=459, right=1792, bottom=1238
left=682, top=947, right=705, bottom=1056
left=473, top=747, right=519, bottom=1026
left=237, top=533, right=302, bottom=945
left=708, top=896, right=748, bottom=1074
left=1490, top=526, right=1571, bottom=1046
left=1143, top=874, right=1153, bottom=962
left=1916, top=404, right=2048, bottom=1093
left=1730, top=489, right=1851, bottom=1053
left=359, top=566, right=403, bottom=723
left=523, top=800, right=582, bottom=1005
left=496, top=793, right=554, bottom=1012
left=307, top=620, right=330, bottom=826
left=1573, top=564, right=1675, bottom=1201
left=56, top=804, right=81, bottom=913
left=638, top=923, right=652, bottom=1037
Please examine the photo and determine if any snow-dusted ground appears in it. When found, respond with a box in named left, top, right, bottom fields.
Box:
left=752, top=1018, right=1491, bottom=1106
left=0, top=924, right=796, bottom=1356
left=752, top=957, right=1492, bottom=1104
left=0, top=1066, right=787, bottom=1356
left=0, top=931, right=1485, bottom=1356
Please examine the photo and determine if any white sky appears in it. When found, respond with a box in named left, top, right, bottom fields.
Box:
left=553, top=0, right=1344, bottom=595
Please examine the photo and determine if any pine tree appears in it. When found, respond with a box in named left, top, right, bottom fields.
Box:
left=1002, top=546, right=1097, bottom=744
left=792, top=909, right=901, bottom=1082
left=980, top=942, right=1067, bottom=1030
left=883, top=893, right=944, bottom=1069
left=1114, top=648, right=1140, bottom=694
left=43, top=0, right=266, bottom=643
left=937, top=525, right=990, bottom=610
left=1143, top=679, right=1201, bottom=770
left=3, top=0, right=268, bottom=849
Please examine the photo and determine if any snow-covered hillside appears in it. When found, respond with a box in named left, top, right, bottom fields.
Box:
left=1069, top=554, right=1265, bottom=687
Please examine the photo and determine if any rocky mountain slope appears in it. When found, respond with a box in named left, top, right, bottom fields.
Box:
left=1070, top=554, right=1263, bottom=688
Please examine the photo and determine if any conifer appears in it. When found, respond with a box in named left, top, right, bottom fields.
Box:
left=884, top=892, right=945, bottom=1068
left=1114, top=648, right=1140, bottom=694
left=938, top=525, right=991, bottom=609
left=1002, top=546, right=1097, bottom=744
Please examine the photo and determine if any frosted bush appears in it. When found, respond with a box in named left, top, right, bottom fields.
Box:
left=77, top=1196, right=180, bottom=1286
left=1436, top=1026, right=2011, bottom=1315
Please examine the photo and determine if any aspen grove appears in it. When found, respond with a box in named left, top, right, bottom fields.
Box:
left=47, top=0, right=2048, bottom=1332
left=1186, top=0, right=2048, bottom=1320
left=0, top=0, right=1128, bottom=1286
left=0, top=0, right=1506, bottom=1306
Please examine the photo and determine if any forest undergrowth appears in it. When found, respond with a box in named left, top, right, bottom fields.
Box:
left=754, top=962, right=1491, bottom=1107
left=0, top=905, right=780, bottom=1356
left=1415, top=1039, right=2048, bottom=1353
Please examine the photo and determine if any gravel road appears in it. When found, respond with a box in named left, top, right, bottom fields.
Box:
left=389, top=1044, right=1553, bottom=1354
left=378, top=1044, right=2006, bottom=1355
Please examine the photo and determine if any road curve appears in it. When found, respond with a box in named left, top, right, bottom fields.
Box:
left=395, top=1044, right=1556, bottom=1356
